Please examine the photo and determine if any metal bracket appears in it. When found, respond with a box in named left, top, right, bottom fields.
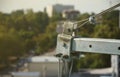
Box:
left=56, top=34, right=73, bottom=56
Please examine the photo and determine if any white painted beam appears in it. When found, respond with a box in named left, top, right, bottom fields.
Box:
left=72, top=38, right=120, bottom=55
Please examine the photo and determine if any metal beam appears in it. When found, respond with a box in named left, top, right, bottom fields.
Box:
left=72, top=38, right=120, bottom=55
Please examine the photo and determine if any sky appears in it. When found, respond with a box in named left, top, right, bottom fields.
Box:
left=0, top=0, right=119, bottom=14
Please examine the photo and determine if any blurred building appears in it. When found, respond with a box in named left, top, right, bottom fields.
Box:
left=45, top=4, right=74, bottom=17
left=62, top=10, right=80, bottom=20
left=27, top=56, right=62, bottom=77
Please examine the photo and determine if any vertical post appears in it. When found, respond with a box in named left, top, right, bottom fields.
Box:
left=65, top=60, right=68, bottom=77
left=119, top=9, right=120, bottom=28
left=43, top=65, right=47, bottom=77
left=111, top=55, right=116, bottom=77
left=58, top=59, right=62, bottom=77
left=62, top=60, right=65, bottom=77
left=61, top=59, right=69, bottom=77
left=69, top=59, right=73, bottom=77
left=111, top=55, right=119, bottom=77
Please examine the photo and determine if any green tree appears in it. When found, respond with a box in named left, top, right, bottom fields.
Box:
left=50, top=12, right=63, bottom=22
left=0, top=27, right=25, bottom=66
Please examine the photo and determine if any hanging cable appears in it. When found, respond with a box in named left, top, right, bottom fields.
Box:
left=73, top=3, right=120, bottom=29
left=74, top=18, right=88, bottom=24
left=64, top=59, right=69, bottom=77
left=58, top=58, right=61, bottom=77
left=62, top=59, right=66, bottom=77
left=68, top=59, right=74, bottom=77
left=76, top=21, right=89, bottom=29
left=77, top=3, right=120, bottom=24
left=94, top=3, right=120, bottom=17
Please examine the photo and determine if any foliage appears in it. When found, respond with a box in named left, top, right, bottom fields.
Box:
left=77, top=53, right=110, bottom=69
left=33, top=22, right=57, bottom=54
left=0, top=10, right=50, bottom=68
left=0, top=27, right=25, bottom=64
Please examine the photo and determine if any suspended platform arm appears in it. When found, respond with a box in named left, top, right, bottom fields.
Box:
left=72, top=38, right=120, bottom=55
left=56, top=34, right=120, bottom=56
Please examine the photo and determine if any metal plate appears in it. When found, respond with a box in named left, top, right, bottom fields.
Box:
left=56, top=34, right=73, bottom=56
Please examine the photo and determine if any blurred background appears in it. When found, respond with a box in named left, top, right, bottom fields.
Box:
left=0, top=0, right=120, bottom=77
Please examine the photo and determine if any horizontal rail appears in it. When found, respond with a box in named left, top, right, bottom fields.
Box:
left=72, top=38, right=120, bottom=55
